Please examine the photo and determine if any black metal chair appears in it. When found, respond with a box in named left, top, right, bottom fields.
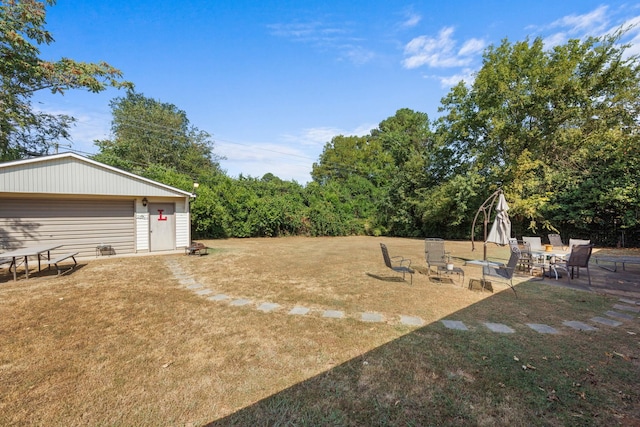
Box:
left=553, top=244, right=594, bottom=287
left=482, top=246, right=520, bottom=297
left=380, top=243, right=414, bottom=285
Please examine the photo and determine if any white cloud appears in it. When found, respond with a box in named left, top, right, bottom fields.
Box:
left=215, top=123, right=376, bottom=183
left=550, top=5, right=609, bottom=35
left=285, top=127, right=342, bottom=146
left=436, top=68, right=476, bottom=88
left=267, top=22, right=347, bottom=42
left=402, top=27, right=484, bottom=69
left=458, top=38, right=486, bottom=56
left=216, top=139, right=315, bottom=182
left=33, top=106, right=111, bottom=155
left=609, top=15, right=640, bottom=57
left=538, top=6, right=640, bottom=53
left=340, top=45, right=376, bottom=65
left=542, top=32, right=568, bottom=48
left=281, top=123, right=373, bottom=146
left=268, top=20, right=374, bottom=65
left=402, top=13, right=422, bottom=28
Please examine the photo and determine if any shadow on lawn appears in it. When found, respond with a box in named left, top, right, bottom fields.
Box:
left=365, top=272, right=408, bottom=283
left=206, top=276, right=640, bottom=426
left=0, top=263, right=86, bottom=282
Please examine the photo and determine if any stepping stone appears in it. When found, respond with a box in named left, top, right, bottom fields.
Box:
left=613, top=304, right=640, bottom=314
left=484, top=322, right=515, bottom=333
left=257, top=302, right=280, bottom=312
left=230, top=298, right=252, bottom=307
left=186, top=283, right=202, bottom=289
left=208, top=294, right=230, bottom=301
left=195, top=289, right=212, bottom=296
left=323, top=310, right=344, bottom=319
left=400, top=315, right=423, bottom=326
left=619, top=298, right=639, bottom=306
left=591, top=316, right=622, bottom=327
left=361, top=312, right=383, bottom=322
left=606, top=310, right=634, bottom=320
left=526, top=323, right=559, bottom=334
left=288, top=306, right=310, bottom=316
left=441, top=320, right=468, bottom=331
left=563, top=320, right=598, bottom=331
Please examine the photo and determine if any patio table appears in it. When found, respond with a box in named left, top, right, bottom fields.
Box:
left=530, top=249, right=570, bottom=279
left=436, top=265, right=465, bottom=285
left=464, top=259, right=502, bottom=267
left=2, top=244, right=63, bottom=281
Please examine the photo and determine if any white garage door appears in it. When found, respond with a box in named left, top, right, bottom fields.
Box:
left=0, top=198, right=135, bottom=258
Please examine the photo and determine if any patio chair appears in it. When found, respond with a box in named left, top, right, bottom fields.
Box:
left=380, top=243, right=415, bottom=285
left=425, top=238, right=449, bottom=276
left=553, top=244, right=594, bottom=287
left=481, top=245, right=520, bottom=297
left=569, top=238, right=590, bottom=250
left=509, top=238, right=533, bottom=272
left=548, top=233, right=566, bottom=250
left=522, top=236, right=545, bottom=263
left=522, top=236, right=543, bottom=252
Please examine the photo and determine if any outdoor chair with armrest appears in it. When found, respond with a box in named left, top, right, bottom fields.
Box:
left=482, top=246, right=520, bottom=297
left=569, top=238, right=590, bottom=250
left=425, top=238, right=449, bottom=276
left=509, top=238, right=533, bottom=272
left=522, top=236, right=543, bottom=252
left=553, top=244, right=594, bottom=287
left=548, top=233, right=566, bottom=250
left=523, top=236, right=545, bottom=263
left=380, top=243, right=415, bottom=285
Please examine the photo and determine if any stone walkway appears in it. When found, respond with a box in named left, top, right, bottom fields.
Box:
left=165, top=260, right=639, bottom=333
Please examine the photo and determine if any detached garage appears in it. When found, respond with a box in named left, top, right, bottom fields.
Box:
left=0, top=153, right=194, bottom=258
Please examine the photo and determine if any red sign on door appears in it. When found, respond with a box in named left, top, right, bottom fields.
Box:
left=157, top=209, right=167, bottom=221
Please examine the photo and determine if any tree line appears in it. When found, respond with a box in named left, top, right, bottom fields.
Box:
left=3, top=1, right=639, bottom=246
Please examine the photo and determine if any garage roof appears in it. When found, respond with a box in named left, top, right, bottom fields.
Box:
left=0, top=152, right=194, bottom=197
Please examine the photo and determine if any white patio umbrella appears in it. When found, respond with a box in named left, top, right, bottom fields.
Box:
left=486, top=192, right=511, bottom=246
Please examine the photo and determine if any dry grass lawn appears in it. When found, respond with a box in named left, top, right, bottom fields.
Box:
left=1, top=236, right=639, bottom=426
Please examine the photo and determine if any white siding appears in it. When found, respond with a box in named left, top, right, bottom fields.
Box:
left=0, top=154, right=193, bottom=197
left=175, top=213, right=190, bottom=247
left=136, top=213, right=150, bottom=252
left=0, top=198, right=134, bottom=257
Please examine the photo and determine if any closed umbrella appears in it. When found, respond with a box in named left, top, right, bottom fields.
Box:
left=486, top=192, right=511, bottom=246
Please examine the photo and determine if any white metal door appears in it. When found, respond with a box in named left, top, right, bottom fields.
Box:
left=148, top=203, right=175, bottom=251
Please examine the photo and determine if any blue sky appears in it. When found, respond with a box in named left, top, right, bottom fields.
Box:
left=33, top=1, right=640, bottom=183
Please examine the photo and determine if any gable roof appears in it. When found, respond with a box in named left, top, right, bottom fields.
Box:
left=0, top=152, right=193, bottom=198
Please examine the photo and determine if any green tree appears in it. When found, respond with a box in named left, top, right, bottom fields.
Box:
left=436, top=31, right=640, bottom=237
left=94, top=91, right=223, bottom=180
left=0, top=0, right=131, bottom=160
left=311, top=134, right=392, bottom=235
left=370, top=109, right=434, bottom=236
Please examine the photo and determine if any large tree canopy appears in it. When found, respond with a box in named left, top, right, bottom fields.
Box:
left=94, top=91, right=223, bottom=180
left=436, top=31, right=640, bottom=238
left=0, top=0, right=132, bottom=160
left=305, top=33, right=640, bottom=243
